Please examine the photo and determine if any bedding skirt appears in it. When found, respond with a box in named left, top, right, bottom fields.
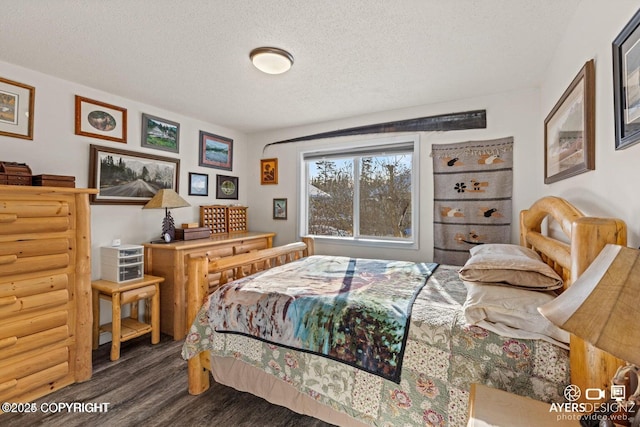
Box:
left=183, top=265, right=569, bottom=426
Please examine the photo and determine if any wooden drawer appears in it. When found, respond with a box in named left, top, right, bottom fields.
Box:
left=0, top=325, right=69, bottom=360
left=0, top=200, right=71, bottom=236
left=0, top=361, right=69, bottom=402
left=0, top=310, right=68, bottom=342
left=0, top=346, right=68, bottom=389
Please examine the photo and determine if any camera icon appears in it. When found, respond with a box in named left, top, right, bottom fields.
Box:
left=585, top=388, right=606, bottom=400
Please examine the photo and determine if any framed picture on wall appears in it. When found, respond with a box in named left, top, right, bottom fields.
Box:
left=141, top=113, right=180, bottom=153
left=273, top=198, right=287, bottom=220
left=0, top=76, right=35, bottom=140
left=260, top=158, right=278, bottom=184
left=75, top=96, right=127, bottom=143
left=216, top=174, right=238, bottom=199
left=613, top=8, right=640, bottom=150
left=89, top=144, right=180, bottom=204
left=544, top=59, right=595, bottom=184
left=199, top=131, right=233, bottom=170
left=188, top=172, right=208, bottom=196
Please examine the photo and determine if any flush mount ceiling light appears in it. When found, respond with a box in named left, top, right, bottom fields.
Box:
left=249, top=47, right=294, bottom=75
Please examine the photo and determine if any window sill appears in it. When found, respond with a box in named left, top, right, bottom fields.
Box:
left=305, top=235, right=418, bottom=250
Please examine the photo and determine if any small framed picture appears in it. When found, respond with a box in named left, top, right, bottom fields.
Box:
left=199, top=131, right=233, bottom=170
left=188, top=172, right=208, bottom=196
left=141, top=113, right=180, bottom=153
left=613, top=8, right=640, bottom=149
left=0, top=76, right=35, bottom=140
left=260, top=158, right=278, bottom=184
left=273, top=198, right=287, bottom=220
left=544, top=59, right=595, bottom=184
left=216, top=174, right=238, bottom=199
left=75, top=96, right=127, bottom=143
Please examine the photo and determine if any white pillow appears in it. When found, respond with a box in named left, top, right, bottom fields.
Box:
left=462, top=281, right=569, bottom=349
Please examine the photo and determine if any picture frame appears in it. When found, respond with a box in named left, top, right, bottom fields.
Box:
left=216, top=174, right=238, bottom=199
left=75, top=96, right=127, bottom=143
left=544, top=59, right=595, bottom=184
left=0, top=76, right=35, bottom=140
left=188, top=172, right=208, bottom=196
left=273, top=198, right=287, bottom=220
left=613, top=8, right=640, bottom=150
left=199, top=131, right=233, bottom=170
left=89, top=144, right=180, bottom=205
left=260, top=158, right=278, bottom=184
left=141, top=113, right=180, bottom=153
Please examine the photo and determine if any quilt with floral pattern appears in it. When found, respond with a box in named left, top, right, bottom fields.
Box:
left=183, top=263, right=569, bottom=426
left=198, top=255, right=437, bottom=383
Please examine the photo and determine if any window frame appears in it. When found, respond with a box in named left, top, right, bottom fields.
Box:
left=298, top=134, right=420, bottom=250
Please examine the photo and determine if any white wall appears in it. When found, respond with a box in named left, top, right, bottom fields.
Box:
left=247, top=87, right=542, bottom=262
left=539, top=0, right=640, bottom=247
left=0, top=60, right=249, bottom=278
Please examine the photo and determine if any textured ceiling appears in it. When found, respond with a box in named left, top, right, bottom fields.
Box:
left=1, top=1, right=581, bottom=134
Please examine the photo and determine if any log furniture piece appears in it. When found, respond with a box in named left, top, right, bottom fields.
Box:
left=184, top=197, right=627, bottom=426
left=467, top=383, right=579, bottom=426
left=0, top=184, right=97, bottom=404
left=520, top=196, right=627, bottom=405
left=91, top=274, right=163, bottom=361
left=143, top=231, right=275, bottom=340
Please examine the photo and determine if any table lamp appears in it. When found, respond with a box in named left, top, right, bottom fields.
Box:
left=142, top=189, right=190, bottom=242
left=539, top=244, right=640, bottom=423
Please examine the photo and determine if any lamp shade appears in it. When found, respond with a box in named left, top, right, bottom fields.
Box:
left=142, top=189, right=190, bottom=210
left=538, top=244, right=640, bottom=366
left=250, top=47, right=294, bottom=74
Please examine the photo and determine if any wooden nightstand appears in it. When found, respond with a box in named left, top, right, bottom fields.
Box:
left=468, top=383, right=580, bottom=426
left=92, top=274, right=164, bottom=361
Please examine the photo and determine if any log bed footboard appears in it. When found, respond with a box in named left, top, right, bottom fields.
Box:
left=186, top=237, right=314, bottom=395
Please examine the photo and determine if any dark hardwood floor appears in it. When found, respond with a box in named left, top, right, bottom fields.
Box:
left=2, top=334, right=334, bottom=427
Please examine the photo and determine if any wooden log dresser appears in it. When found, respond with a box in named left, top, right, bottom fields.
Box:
left=0, top=185, right=97, bottom=403
left=143, top=231, right=275, bottom=340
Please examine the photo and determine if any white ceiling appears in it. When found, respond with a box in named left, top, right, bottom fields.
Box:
left=1, top=1, right=581, bottom=134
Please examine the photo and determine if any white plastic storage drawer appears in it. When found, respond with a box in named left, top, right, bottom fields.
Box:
left=101, top=244, right=144, bottom=283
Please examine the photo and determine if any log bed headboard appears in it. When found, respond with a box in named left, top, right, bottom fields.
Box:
left=186, top=196, right=627, bottom=404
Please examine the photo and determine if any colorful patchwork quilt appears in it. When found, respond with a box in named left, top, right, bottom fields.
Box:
left=183, top=261, right=569, bottom=426
left=198, top=255, right=437, bottom=383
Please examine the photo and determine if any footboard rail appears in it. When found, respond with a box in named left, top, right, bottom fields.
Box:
left=186, top=237, right=314, bottom=395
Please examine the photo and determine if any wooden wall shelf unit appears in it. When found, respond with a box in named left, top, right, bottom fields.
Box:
left=0, top=184, right=97, bottom=404
left=143, top=231, right=275, bottom=340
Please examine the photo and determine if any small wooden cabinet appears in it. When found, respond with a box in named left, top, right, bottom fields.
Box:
left=143, top=231, right=275, bottom=340
left=0, top=185, right=97, bottom=403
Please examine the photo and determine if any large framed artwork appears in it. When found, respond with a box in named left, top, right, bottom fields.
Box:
left=199, top=131, right=233, bottom=170
left=75, top=96, right=127, bottom=143
left=544, top=59, right=595, bottom=184
left=89, top=144, right=180, bottom=205
left=613, top=8, right=640, bottom=150
left=141, top=113, right=180, bottom=153
left=0, top=76, right=35, bottom=140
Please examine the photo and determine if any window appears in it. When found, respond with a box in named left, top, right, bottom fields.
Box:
left=300, top=135, right=419, bottom=248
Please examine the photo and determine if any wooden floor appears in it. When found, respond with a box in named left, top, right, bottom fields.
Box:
left=2, top=334, right=334, bottom=427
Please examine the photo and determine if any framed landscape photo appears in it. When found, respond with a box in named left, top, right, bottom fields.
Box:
left=216, top=174, right=238, bottom=199
left=75, top=96, right=127, bottom=143
left=89, top=144, right=180, bottom=205
left=273, top=198, right=287, bottom=220
left=0, top=76, right=35, bottom=140
left=260, top=158, right=278, bottom=184
left=544, top=59, right=595, bottom=184
left=141, top=113, right=180, bottom=153
left=613, top=8, right=640, bottom=150
left=199, top=131, right=233, bottom=170
left=188, top=172, right=208, bottom=196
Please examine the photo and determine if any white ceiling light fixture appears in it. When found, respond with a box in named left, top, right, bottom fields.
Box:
left=250, top=47, right=294, bottom=75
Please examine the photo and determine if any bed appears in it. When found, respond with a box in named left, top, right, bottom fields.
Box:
left=181, top=196, right=626, bottom=426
